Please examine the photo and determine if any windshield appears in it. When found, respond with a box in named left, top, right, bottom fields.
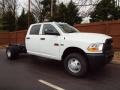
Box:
left=57, top=23, right=80, bottom=33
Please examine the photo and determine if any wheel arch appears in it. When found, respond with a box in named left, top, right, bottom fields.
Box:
left=62, top=47, right=88, bottom=62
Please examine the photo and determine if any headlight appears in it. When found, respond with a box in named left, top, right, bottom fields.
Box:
left=87, top=43, right=103, bottom=52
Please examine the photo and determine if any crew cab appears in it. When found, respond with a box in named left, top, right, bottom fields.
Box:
left=6, top=22, right=114, bottom=77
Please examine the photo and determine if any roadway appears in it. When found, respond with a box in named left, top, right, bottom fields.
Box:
left=0, top=48, right=120, bottom=90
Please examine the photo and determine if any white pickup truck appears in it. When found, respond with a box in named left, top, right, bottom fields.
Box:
left=6, top=22, right=114, bottom=77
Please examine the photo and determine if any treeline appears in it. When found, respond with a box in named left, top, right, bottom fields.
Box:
left=0, top=0, right=120, bottom=31
left=0, top=0, right=82, bottom=31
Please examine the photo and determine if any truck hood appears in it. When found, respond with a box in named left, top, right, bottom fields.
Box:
left=64, top=32, right=112, bottom=43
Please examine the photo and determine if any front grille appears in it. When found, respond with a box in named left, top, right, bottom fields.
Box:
left=103, top=39, right=113, bottom=52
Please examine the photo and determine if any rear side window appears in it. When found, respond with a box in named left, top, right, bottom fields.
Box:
left=30, top=24, right=41, bottom=35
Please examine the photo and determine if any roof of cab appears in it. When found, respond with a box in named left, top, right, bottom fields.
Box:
left=30, top=22, right=66, bottom=26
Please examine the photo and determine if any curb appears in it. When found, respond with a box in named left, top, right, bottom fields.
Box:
left=0, top=45, right=7, bottom=49
left=111, top=60, right=120, bottom=65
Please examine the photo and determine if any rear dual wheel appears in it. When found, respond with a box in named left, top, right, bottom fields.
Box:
left=6, top=47, right=19, bottom=60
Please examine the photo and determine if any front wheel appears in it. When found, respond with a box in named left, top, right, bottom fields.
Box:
left=64, top=53, right=88, bottom=77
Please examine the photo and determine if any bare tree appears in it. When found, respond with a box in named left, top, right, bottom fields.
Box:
left=5, top=0, right=17, bottom=15
left=0, top=0, right=18, bottom=16
left=31, top=0, right=43, bottom=22
left=0, top=0, right=4, bottom=17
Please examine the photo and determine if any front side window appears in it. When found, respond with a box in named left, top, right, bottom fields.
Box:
left=30, top=24, right=41, bottom=35
left=42, top=24, right=59, bottom=35
left=57, top=23, right=80, bottom=33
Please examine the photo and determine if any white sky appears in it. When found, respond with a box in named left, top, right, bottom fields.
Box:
left=17, top=0, right=97, bottom=23
left=18, top=0, right=74, bottom=15
left=18, top=0, right=99, bottom=16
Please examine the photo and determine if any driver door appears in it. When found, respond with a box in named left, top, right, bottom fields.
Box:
left=39, top=24, right=60, bottom=60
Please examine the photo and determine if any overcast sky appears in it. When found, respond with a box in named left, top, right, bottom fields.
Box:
left=18, top=0, right=70, bottom=8
left=18, top=0, right=99, bottom=18
left=18, top=0, right=75, bottom=15
left=17, top=0, right=97, bottom=23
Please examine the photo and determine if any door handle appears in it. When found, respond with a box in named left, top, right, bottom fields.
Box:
left=26, top=37, right=30, bottom=39
left=40, top=38, right=45, bottom=40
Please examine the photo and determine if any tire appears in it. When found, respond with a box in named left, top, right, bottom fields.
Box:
left=64, top=53, right=88, bottom=77
left=6, top=46, right=19, bottom=60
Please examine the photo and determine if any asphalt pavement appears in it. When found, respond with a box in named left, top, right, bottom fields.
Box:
left=0, top=48, right=120, bottom=90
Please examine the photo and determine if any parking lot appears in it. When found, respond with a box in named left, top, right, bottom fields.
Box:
left=0, top=48, right=120, bottom=90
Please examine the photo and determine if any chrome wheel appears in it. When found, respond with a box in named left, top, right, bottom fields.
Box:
left=68, top=58, right=81, bottom=73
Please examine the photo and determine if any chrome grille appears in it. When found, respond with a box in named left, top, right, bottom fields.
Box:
left=103, top=39, right=113, bottom=52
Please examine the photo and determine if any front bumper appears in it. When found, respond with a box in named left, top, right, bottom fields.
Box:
left=87, top=50, right=114, bottom=69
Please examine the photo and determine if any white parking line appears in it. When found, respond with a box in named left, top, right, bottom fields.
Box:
left=38, top=80, right=65, bottom=90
